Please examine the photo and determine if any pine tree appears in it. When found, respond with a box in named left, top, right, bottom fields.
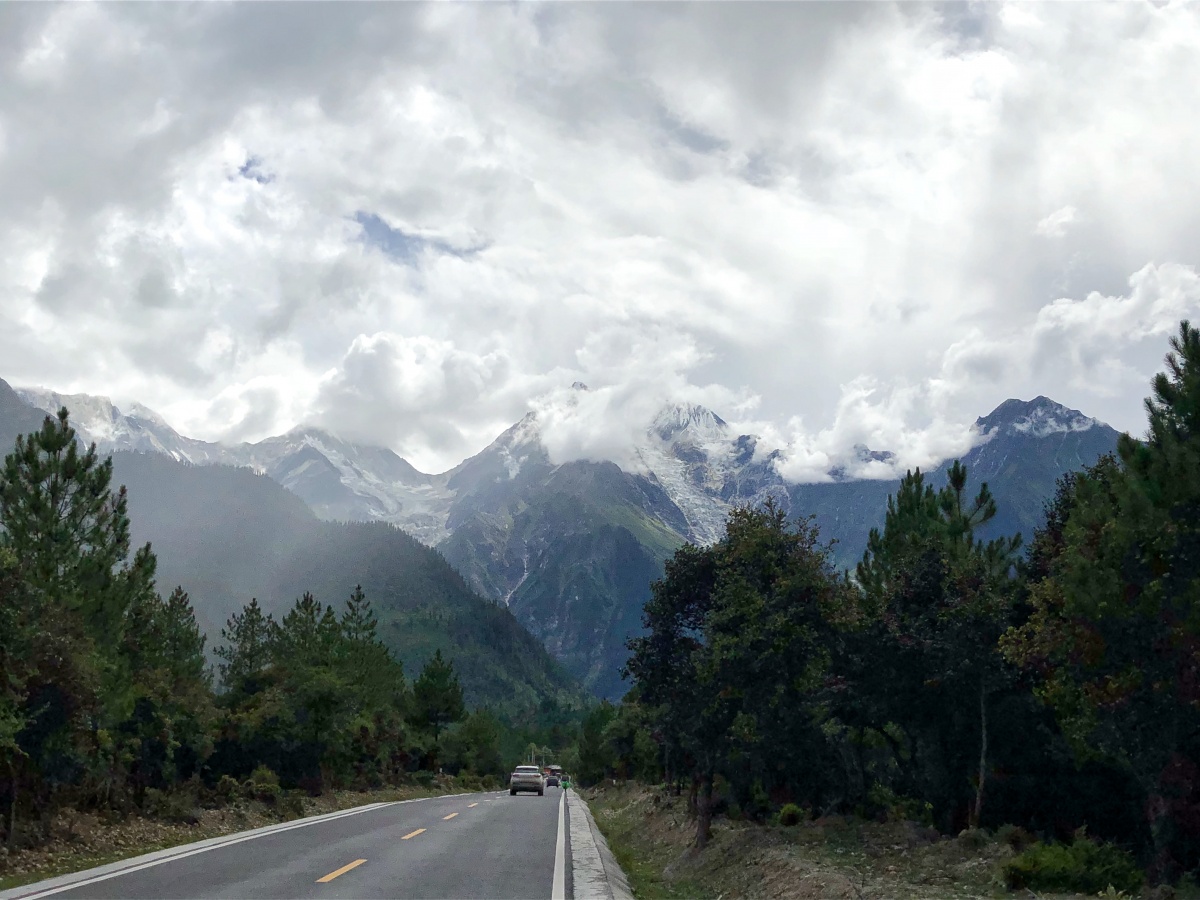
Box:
left=0, top=408, right=159, bottom=826
left=412, top=650, right=465, bottom=742
left=853, top=463, right=1020, bottom=831
left=1005, top=321, right=1200, bottom=879
left=0, top=409, right=155, bottom=649
left=216, top=598, right=275, bottom=693
left=342, top=584, right=378, bottom=644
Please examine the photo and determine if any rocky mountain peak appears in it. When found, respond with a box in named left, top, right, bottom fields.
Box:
left=651, top=402, right=729, bottom=444
left=976, top=396, right=1102, bottom=438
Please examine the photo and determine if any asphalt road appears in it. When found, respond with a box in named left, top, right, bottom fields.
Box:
left=13, top=788, right=567, bottom=900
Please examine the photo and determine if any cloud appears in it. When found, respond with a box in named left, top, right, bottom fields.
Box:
left=1, top=3, right=1200, bottom=472
left=1035, top=205, right=1078, bottom=238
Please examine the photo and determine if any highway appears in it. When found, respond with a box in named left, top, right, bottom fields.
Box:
left=5, top=789, right=569, bottom=900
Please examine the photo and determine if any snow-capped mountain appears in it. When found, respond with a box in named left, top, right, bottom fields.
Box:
left=15, top=388, right=226, bottom=463
left=9, top=382, right=1122, bottom=698
left=15, top=389, right=458, bottom=542
left=976, top=396, right=1101, bottom=438
left=224, top=428, right=456, bottom=545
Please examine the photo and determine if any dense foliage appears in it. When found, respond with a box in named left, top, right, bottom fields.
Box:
left=0, top=411, right=577, bottom=849
left=604, top=321, right=1200, bottom=885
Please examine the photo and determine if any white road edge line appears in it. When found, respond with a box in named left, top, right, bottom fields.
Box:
left=552, top=788, right=566, bottom=900
left=10, top=802, right=399, bottom=900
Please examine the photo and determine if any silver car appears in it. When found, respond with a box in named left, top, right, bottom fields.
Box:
left=509, top=765, right=545, bottom=796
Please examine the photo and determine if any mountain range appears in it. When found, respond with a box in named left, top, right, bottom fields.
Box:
left=9, top=381, right=1123, bottom=698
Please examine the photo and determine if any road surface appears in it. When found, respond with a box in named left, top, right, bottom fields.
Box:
left=6, top=788, right=569, bottom=900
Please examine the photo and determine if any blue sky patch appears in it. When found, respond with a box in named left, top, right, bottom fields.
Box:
left=237, top=156, right=275, bottom=185
left=353, top=212, right=486, bottom=265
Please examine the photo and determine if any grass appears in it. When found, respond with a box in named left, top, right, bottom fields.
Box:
left=582, top=782, right=1110, bottom=900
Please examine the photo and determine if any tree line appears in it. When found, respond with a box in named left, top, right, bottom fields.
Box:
left=579, top=321, right=1200, bottom=888
left=0, top=410, right=543, bottom=849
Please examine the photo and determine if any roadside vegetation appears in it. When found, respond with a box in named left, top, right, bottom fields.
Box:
left=585, top=781, right=1116, bottom=900
left=0, top=409, right=577, bottom=882
left=566, top=321, right=1200, bottom=896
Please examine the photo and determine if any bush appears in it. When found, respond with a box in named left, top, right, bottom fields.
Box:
left=778, top=803, right=804, bottom=827
left=957, top=827, right=988, bottom=850
left=248, top=765, right=279, bottom=788
left=866, top=783, right=933, bottom=826
left=278, top=794, right=306, bottom=820
left=215, top=775, right=240, bottom=804
left=455, top=772, right=483, bottom=792
left=995, top=823, right=1034, bottom=853
left=1002, top=836, right=1143, bottom=895
left=142, top=788, right=200, bottom=825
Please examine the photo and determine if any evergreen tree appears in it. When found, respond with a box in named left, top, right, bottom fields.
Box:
left=215, top=598, right=275, bottom=693
left=412, top=650, right=465, bottom=742
left=0, top=409, right=158, bottom=829
left=1005, top=321, right=1200, bottom=879
left=852, top=463, right=1020, bottom=831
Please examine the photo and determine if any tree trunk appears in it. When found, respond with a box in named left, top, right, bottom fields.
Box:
left=695, top=769, right=714, bottom=849
left=1146, top=791, right=1178, bottom=885
left=971, top=679, right=987, bottom=830
left=4, top=757, right=16, bottom=850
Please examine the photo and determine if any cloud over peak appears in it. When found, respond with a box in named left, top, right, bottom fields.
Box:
left=2, top=3, right=1200, bottom=471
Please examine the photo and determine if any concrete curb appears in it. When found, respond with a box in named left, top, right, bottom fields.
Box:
left=567, top=789, right=633, bottom=900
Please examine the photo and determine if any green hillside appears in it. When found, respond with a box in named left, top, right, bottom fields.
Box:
left=108, top=450, right=584, bottom=711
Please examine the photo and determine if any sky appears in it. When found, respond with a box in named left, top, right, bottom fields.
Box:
left=3, top=2, right=1200, bottom=478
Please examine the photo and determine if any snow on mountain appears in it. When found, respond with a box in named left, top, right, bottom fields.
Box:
left=651, top=403, right=730, bottom=444
left=15, top=387, right=225, bottom=463
left=226, top=427, right=456, bottom=544
left=17, top=387, right=456, bottom=542
left=14, top=384, right=1118, bottom=552
left=976, top=396, right=1101, bottom=438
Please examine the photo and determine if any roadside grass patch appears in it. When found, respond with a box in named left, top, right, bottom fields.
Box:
left=583, top=782, right=1111, bottom=900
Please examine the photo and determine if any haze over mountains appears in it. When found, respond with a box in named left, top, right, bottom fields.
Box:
left=10, top=380, right=1121, bottom=698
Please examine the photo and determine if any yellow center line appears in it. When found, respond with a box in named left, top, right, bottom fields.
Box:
left=443, top=812, right=459, bottom=820
left=401, top=828, right=426, bottom=840
left=468, top=803, right=479, bottom=808
left=316, top=859, right=366, bottom=883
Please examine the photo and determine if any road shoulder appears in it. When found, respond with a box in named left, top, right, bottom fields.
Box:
left=567, top=789, right=633, bottom=900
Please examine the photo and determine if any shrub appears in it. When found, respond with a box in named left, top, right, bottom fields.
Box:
left=278, top=794, right=306, bottom=820
left=1002, top=837, right=1143, bottom=895
left=215, top=775, right=241, bottom=804
left=957, top=827, right=988, bottom=850
left=994, top=823, right=1034, bottom=853
left=142, top=789, right=200, bottom=825
left=248, top=765, right=279, bottom=788
left=866, top=783, right=933, bottom=827
left=455, top=772, right=483, bottom=792
left=778, top=803, right=804, bottom=827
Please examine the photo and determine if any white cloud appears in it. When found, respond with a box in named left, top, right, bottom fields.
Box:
left=1035, top=205, right=1079, bottom=238
left=1, top=3, right=1200, bottom=471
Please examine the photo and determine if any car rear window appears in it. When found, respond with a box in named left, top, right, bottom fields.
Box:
left=515, top=766, right=540, bottom=773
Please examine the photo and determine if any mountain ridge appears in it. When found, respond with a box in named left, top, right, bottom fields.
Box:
left=10, top=380, right=1124, bottom=697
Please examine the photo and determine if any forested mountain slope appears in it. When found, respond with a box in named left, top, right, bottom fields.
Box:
left=0, top=385, right=583, bottom=712
left=108, top=451, right=582, bottom=710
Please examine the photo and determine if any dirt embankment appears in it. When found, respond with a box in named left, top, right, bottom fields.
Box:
left=583, top=782, right=1098, bottom=900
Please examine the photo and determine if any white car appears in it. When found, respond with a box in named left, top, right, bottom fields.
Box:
left=509, top=765, right=545, bottom=796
